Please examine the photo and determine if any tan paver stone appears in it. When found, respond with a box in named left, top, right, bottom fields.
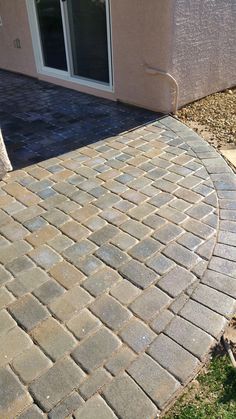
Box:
left=60, top=221, right=90, bottom=241
left=3, top=183, right=41, bottom=206
left=50, top=261, right=85, bottom=289
left=12, top=345, right=52, bottom=383
left=27, top=166, right=50, bottom=179
left=0, top=310, right=16, bottom=335
left=49, top=286, right=93, bottom=321
left=26, top=225, right=59, bottom=246
left=0, top=240, right=32, bottom=264
left=0, top=326, right=32, bottom=366
left=0, top=288, right=15, bottom=309
left=67, top=308, right=101, bottom=340
left=32, top=317, right=76, bottom=360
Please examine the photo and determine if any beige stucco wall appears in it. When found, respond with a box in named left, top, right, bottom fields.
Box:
left=171, top=0, right=236, bottom=108
left=111, top=0, right=174, bottom=112
left=0, top=0, right=36, bottom=76
left=0, top=0, right=235, bottom=112
left=0, top=0, right=175, bottom=112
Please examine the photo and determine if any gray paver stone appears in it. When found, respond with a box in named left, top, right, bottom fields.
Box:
left=130, top=286, right=171, bottom=321
left=79, top=368, right=112, bottom=399
left=127, top=353, right=180, bottom=409
left=83, top=266, right=121, bottom=296
left=72, top=327, right=121, bottom=372
left=119, top=260, right=157, bottom=289
left=29, top=245, right=62, bottom=270
left=110, top=279, right=141, bottom=305
left=48, top=392, right=84, bottom=419
left=202, top=270, right=236, bottom=298
left=17, top=405, right=44, bottom=419
left=182, top=218, right=215, bottom=240
left=74, top=395, right=118, bottom=419
left=148, top=334, right=199, bottom=383
left=29, top=357, right=85, bottom=411
left=128, top=238, right=162, bottom=261
left=157, top=266, right=196, bottom=297
left=63, top=240, right=97, bottom=263
left=7, top=267, right=50, bottom=297
left=165, top=316, right=215, bottom=359
left=180, top=299, right=228, bottom=338
left=12, top=345, right=52, bottom=383
left=208, top=256, right=236, bottom=278
left=151, top=310, right=174, bottom=334
left=95, top=244, right=129, bottom=269
left=163, top=242, right=199, bottom=269
left=192, top=284, right=236, bottom=318
left=0, top=367, right=32, bottom=419
left=147, top=253, right=175, bottom=275
left=177, top=232, right=203, bottom=251
left=89, top=225, right=119, bottom=246
left=218, top=231, right=236, bottom=246
left=67, top=308, right=100, bottom=340
left=105, top=346, right=136, bottom=375
left=213, top=243, right=236, bottom=262
left=75, top=254, right=104, bottom=275
left=120, top=219, right=151, bottom=239
left=196, top=237, right=216, bottom=260
left=33, top=279, right=65, bottom=304
left=119, top=318, right=156, bottom=352
left=90, top=294, right=132, bottom=330
left=153, top=223, right=183, bottom=244
left=9, top=294, right=48, bottom=331
left=5, top=256, right=34, bottom=276
left=103, top=373, right=158, bottom=419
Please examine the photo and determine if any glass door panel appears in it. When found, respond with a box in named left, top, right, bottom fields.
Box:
left=35, top=0, right=68, bottom=71
left=67, top=0, right=110, bottom=84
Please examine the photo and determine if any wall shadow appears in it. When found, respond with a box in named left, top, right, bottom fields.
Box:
left=0, top=70, right=162, bottom=170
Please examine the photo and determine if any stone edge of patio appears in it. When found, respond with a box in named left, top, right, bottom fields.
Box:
left=158, top=115, right=236, bottom=416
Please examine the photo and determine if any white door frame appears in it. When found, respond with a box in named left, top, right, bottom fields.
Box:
left=26, top=0, right=114, bottom=92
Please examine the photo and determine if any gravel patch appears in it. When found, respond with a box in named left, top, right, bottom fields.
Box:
left=177, top=88, right=236, bottom=150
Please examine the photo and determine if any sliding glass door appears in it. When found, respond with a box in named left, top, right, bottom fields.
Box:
left=30, top=0, right=112, bottom=87
left=67, top=0, right=110, bottom=84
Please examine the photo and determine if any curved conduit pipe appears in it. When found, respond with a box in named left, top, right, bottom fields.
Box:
left=145, top=66, right=179, bottom=115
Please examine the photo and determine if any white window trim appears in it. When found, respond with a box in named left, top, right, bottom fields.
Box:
left=26, top=0, right=114, bottom=93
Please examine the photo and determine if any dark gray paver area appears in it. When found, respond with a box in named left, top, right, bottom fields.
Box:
left=0, top=70, right=157, bottom=169
left=0, top=72, right=236, bottom=418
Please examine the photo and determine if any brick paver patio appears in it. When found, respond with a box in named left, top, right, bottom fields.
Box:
left=0, top=72, right=236, bottom=418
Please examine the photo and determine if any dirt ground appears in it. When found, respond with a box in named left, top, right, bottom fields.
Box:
left=177, top=87, right=236, bottom=150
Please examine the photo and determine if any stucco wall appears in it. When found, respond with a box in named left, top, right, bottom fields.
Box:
left=111, top=0, right=174, bottom=112
left=0, top=0, right=36, bottom=76
left=0, top=0, right=235, bottom=112
left=0, top=0, right=174, bottom=112
left=171, top=0, right=236, bottom=108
